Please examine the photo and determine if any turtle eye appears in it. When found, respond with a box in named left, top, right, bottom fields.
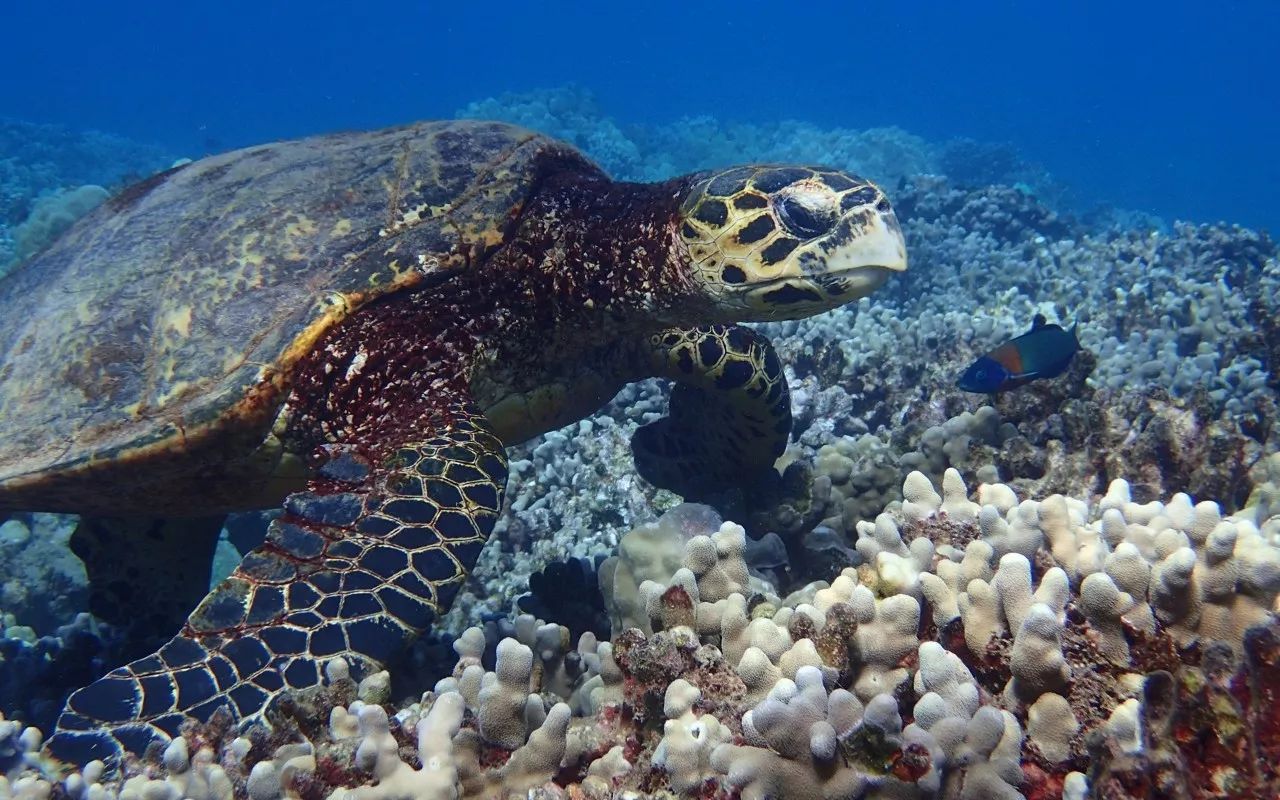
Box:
left=777, top=195, right=835, bottom=239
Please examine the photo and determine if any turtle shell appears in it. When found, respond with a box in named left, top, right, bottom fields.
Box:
left=0, top=120, right=593, bottom=512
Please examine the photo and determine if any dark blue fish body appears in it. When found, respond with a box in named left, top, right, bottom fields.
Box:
left=958, top=315, right=1080, bottom=393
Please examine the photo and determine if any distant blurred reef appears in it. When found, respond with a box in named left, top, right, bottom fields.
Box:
left=1, top=85, right=1152, bottom=272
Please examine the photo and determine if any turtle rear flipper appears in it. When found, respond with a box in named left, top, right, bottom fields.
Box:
left=43, top=402, right=508, bottom=768
left=632, top=324, right=791, bottom=499
left=70, top=515, right=224, bottom=663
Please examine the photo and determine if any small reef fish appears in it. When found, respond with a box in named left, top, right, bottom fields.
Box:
left=958, top=314, right=1080, bottom=393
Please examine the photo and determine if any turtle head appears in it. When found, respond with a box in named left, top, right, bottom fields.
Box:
left=675, top=166, right=907, bottom=321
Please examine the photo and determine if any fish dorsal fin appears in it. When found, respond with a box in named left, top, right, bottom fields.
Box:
left=1030, top=313, right=1048, bottom=332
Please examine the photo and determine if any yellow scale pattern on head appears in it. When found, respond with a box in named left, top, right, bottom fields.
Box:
left=681, top=168, right=802, bottom=280
left=678, top=166, right=885, bottom=289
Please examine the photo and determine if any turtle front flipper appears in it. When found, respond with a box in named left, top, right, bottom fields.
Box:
left=43, top=401, right=508, bottom=769
left=632, top=324, right=790, bottom=499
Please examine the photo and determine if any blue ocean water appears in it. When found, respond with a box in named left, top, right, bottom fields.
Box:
left=1, top=0, right=1275, bottom=229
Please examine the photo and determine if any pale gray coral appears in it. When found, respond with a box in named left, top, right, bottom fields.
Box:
left=597, top=503, right=724, bottom=636
left=907, top=472, right=1279, bottom=657
left=474, top=638, right=541, bottom=750
left=652, top=680, right=729, bottom=793
left=1006, top=604, right=1071, bottom=704
left=811, top=433, right=903, bottom=535
left=710, top=666, right=935, bottom=800
left=912, top=642, right=979, bottom=728
left=0, top=713, right=39, bottom=780
left=10, top=470, right=1280, bottom=799
left=1026, top=693, right=1078, bottom=764
left=346, top=696, right=462, bottom=800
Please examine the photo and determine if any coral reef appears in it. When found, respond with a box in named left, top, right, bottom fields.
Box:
left=460, top=86, right=937, bottom=190
left=0, top=613, right=119, bottom=739
left=7, top=472, right=1277, bottom=798
left=8, top=185, right=108, bottom=265
left=0, top=118, right=173, bottom=268
left=0, top=514, right=84, bottom=635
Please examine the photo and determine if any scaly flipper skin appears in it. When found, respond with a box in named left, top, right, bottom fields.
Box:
left=632, top=324, right=790, bottom=498
left=44, top=400, right=507, bottom=767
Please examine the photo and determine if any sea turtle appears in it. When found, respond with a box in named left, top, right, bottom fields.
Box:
left=0, top=120, right=906, bottom=766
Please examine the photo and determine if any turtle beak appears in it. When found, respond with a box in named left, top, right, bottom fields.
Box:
left=830, top=205, right=907, bottom=275
left=877, top=207, right=908, bottom=272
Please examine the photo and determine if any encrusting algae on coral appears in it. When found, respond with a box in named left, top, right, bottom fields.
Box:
left=4, top=470, right=1276, bottom=799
